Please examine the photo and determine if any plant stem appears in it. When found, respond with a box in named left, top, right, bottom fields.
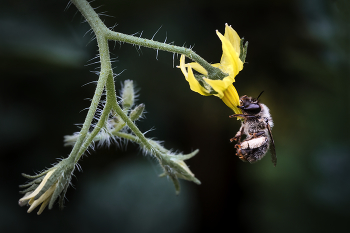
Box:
left=105, top=30, right=221, bottom=76
left=67, top=0, right=112, bottom=161
left=70, top=0, right=227, bottom=79
left=69, top=0, right=208, bottom=163
left=67, top=64, right=109, bottom=162
left=70, top=0, right=108, bottom=33
left=111, top=100, right=165, bottom=163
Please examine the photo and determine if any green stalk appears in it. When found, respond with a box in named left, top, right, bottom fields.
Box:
left=69, top=0, right=202, bottom=165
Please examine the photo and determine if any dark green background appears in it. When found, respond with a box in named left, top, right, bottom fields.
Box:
left=1, top=0, right=349, bottom=232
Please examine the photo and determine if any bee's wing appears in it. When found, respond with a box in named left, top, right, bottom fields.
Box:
left=266, top=122, right=277, bottom=166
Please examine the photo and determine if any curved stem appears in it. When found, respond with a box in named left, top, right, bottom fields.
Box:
left=75, top=103, right=112, bottom=163
left=71, top=0, right=227, bottom=79
left=111, top=100, right=165, bottom=163
left=70, top=0, right=108, bottom=33
left=68, top=64, right=109, bottom=161
left=69, top=0, right=202, bottom=164
left=113, top=132, right=167, bottom=154
left=67, top=0, right=112, bottom=161
left=105, top=30, right=228, bottom=79
left=75, top=33, right=116, bottom=162
left=105, top=30, right=221, bottom=76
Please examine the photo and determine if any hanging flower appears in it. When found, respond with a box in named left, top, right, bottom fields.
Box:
left=19, top=169, right=58, bottom=215
left=19, top=159, right=75, bottom=215
left=179, top=24, right=247, bottom=114
left=159, top=149, right=201, bottom=194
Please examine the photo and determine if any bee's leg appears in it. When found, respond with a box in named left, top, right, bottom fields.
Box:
left=230, top=133, right=241, bottom=143
left=229, top=114, right=244, bottom=142
left=230, top=126, right=244, bottom=143
left=235, top=145, right=248, bottom=162
left=251, top=131, right=265, bottom=138
left=230, top=114, right=244, bottom=118
left=229, top=114, right=255, bottom=119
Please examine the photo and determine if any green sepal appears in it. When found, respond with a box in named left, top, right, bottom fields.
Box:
left=161, top=165, right=180, bottom=194
left=239, top=38, right=248, bottom=63
left=192, top=177, right=201, bottom=185
left=203, top=63, right=229, bottom=81
left=171, top=149, right=199, bottom=161
left=175, top=169, right=201, bottom=185
left=170, top=176, right=180, bottom=195
left=19, top=177, right=44, bottom=188
left=34, top=168, right=61, bottom=200
left=58, top=181, right=70, bottom=210
left=49, top=168, right=72, bottom=209
left=21, top=170, right=50, bottom=179
left=164, top=156, right=201, bottom=186
left=193, top=74, right=219, bottom=95
left=19, top=183, right=39, bottom=194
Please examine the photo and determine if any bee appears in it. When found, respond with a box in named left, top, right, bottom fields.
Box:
left=229, top=91, right=277, bottom=166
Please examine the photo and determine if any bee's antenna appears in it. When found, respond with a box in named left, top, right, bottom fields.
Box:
left=257, top=91, right=264, bottom=100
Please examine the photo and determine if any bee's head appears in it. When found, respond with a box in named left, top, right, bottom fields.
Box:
left=238, top=91, right=264, bottom=115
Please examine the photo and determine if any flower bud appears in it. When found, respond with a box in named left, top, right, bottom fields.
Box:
left=158, top=149, right=201, bottom=194
left=129, top=103, right=145, bottom=121
left=121, top=80, right=134, bottom=109
left=19, top=159, right=74, bottom=214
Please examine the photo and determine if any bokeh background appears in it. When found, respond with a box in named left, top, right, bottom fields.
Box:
left=1, top=0, right=349, bottom=232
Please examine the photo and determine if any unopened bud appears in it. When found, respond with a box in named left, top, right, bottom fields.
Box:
left=129, top=104, right=145, bottom=121
left=122, top=80, right=134, bottom=109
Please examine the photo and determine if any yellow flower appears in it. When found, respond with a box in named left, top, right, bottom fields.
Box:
left=19, top=169, right=57, bottom=215
left=179, top=24, right=246, bottom=114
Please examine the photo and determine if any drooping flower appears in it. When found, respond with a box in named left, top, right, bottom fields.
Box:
left=19, top=169, right=58, bottom=215
left=19, top=160, right=74, bottom=214
left=159, top=149, right=201, bottom=194
left=179, top=24, right=247, bottom=114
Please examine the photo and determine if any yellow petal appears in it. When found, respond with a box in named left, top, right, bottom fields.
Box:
left=27, top=183, right=57, bottom=214
left=187, top=65, right=211, bottom=96
left=37, top=198, right=50, bottom=215
left=179, top=55, right=188, bottom=77
left=216, top=31, right=243, bottom=77
left=187, top=62, right=208, bottom=75
left=221, top=85, right=242, bottom=114
left=203, top=75, right=235, bottom=98
left=19, top=170, right=55, bottom=202
left=28, top=198, right=35, bottom=205
left=224, top=24, right=241, bottom=56
left=180, top=55, right=210, bottom=96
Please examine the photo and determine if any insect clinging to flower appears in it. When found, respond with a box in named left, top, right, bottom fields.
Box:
left=230, top=91, right=277, bottom=166
left=177, top=25, right=276, bottom=165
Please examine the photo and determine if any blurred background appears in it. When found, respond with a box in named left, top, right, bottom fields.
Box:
left=1, top=0, right=349, bottom=232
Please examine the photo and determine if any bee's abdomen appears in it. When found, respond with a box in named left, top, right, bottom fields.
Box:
left=236, top=136, right=269, bottom=163
left=240, top=137, right=267, bottom=149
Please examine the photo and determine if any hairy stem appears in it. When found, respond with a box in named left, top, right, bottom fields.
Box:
left=75, top=103, right=112, bottom=163
left=67, top=1, right=113, bottom=162
left=105, top=31, right=224, bottom=77
left=69, top=0, right=204, bottom=163
left=111, top=100, right=165, bottom=163
left=70, top=0, right=108, bottom=33
left=71, top=0, right=227, bottom=79
left=67, top=64, right=109, bottom=162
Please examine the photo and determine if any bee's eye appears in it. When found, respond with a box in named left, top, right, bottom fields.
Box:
left=243, top=103, right=261, bottom=114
